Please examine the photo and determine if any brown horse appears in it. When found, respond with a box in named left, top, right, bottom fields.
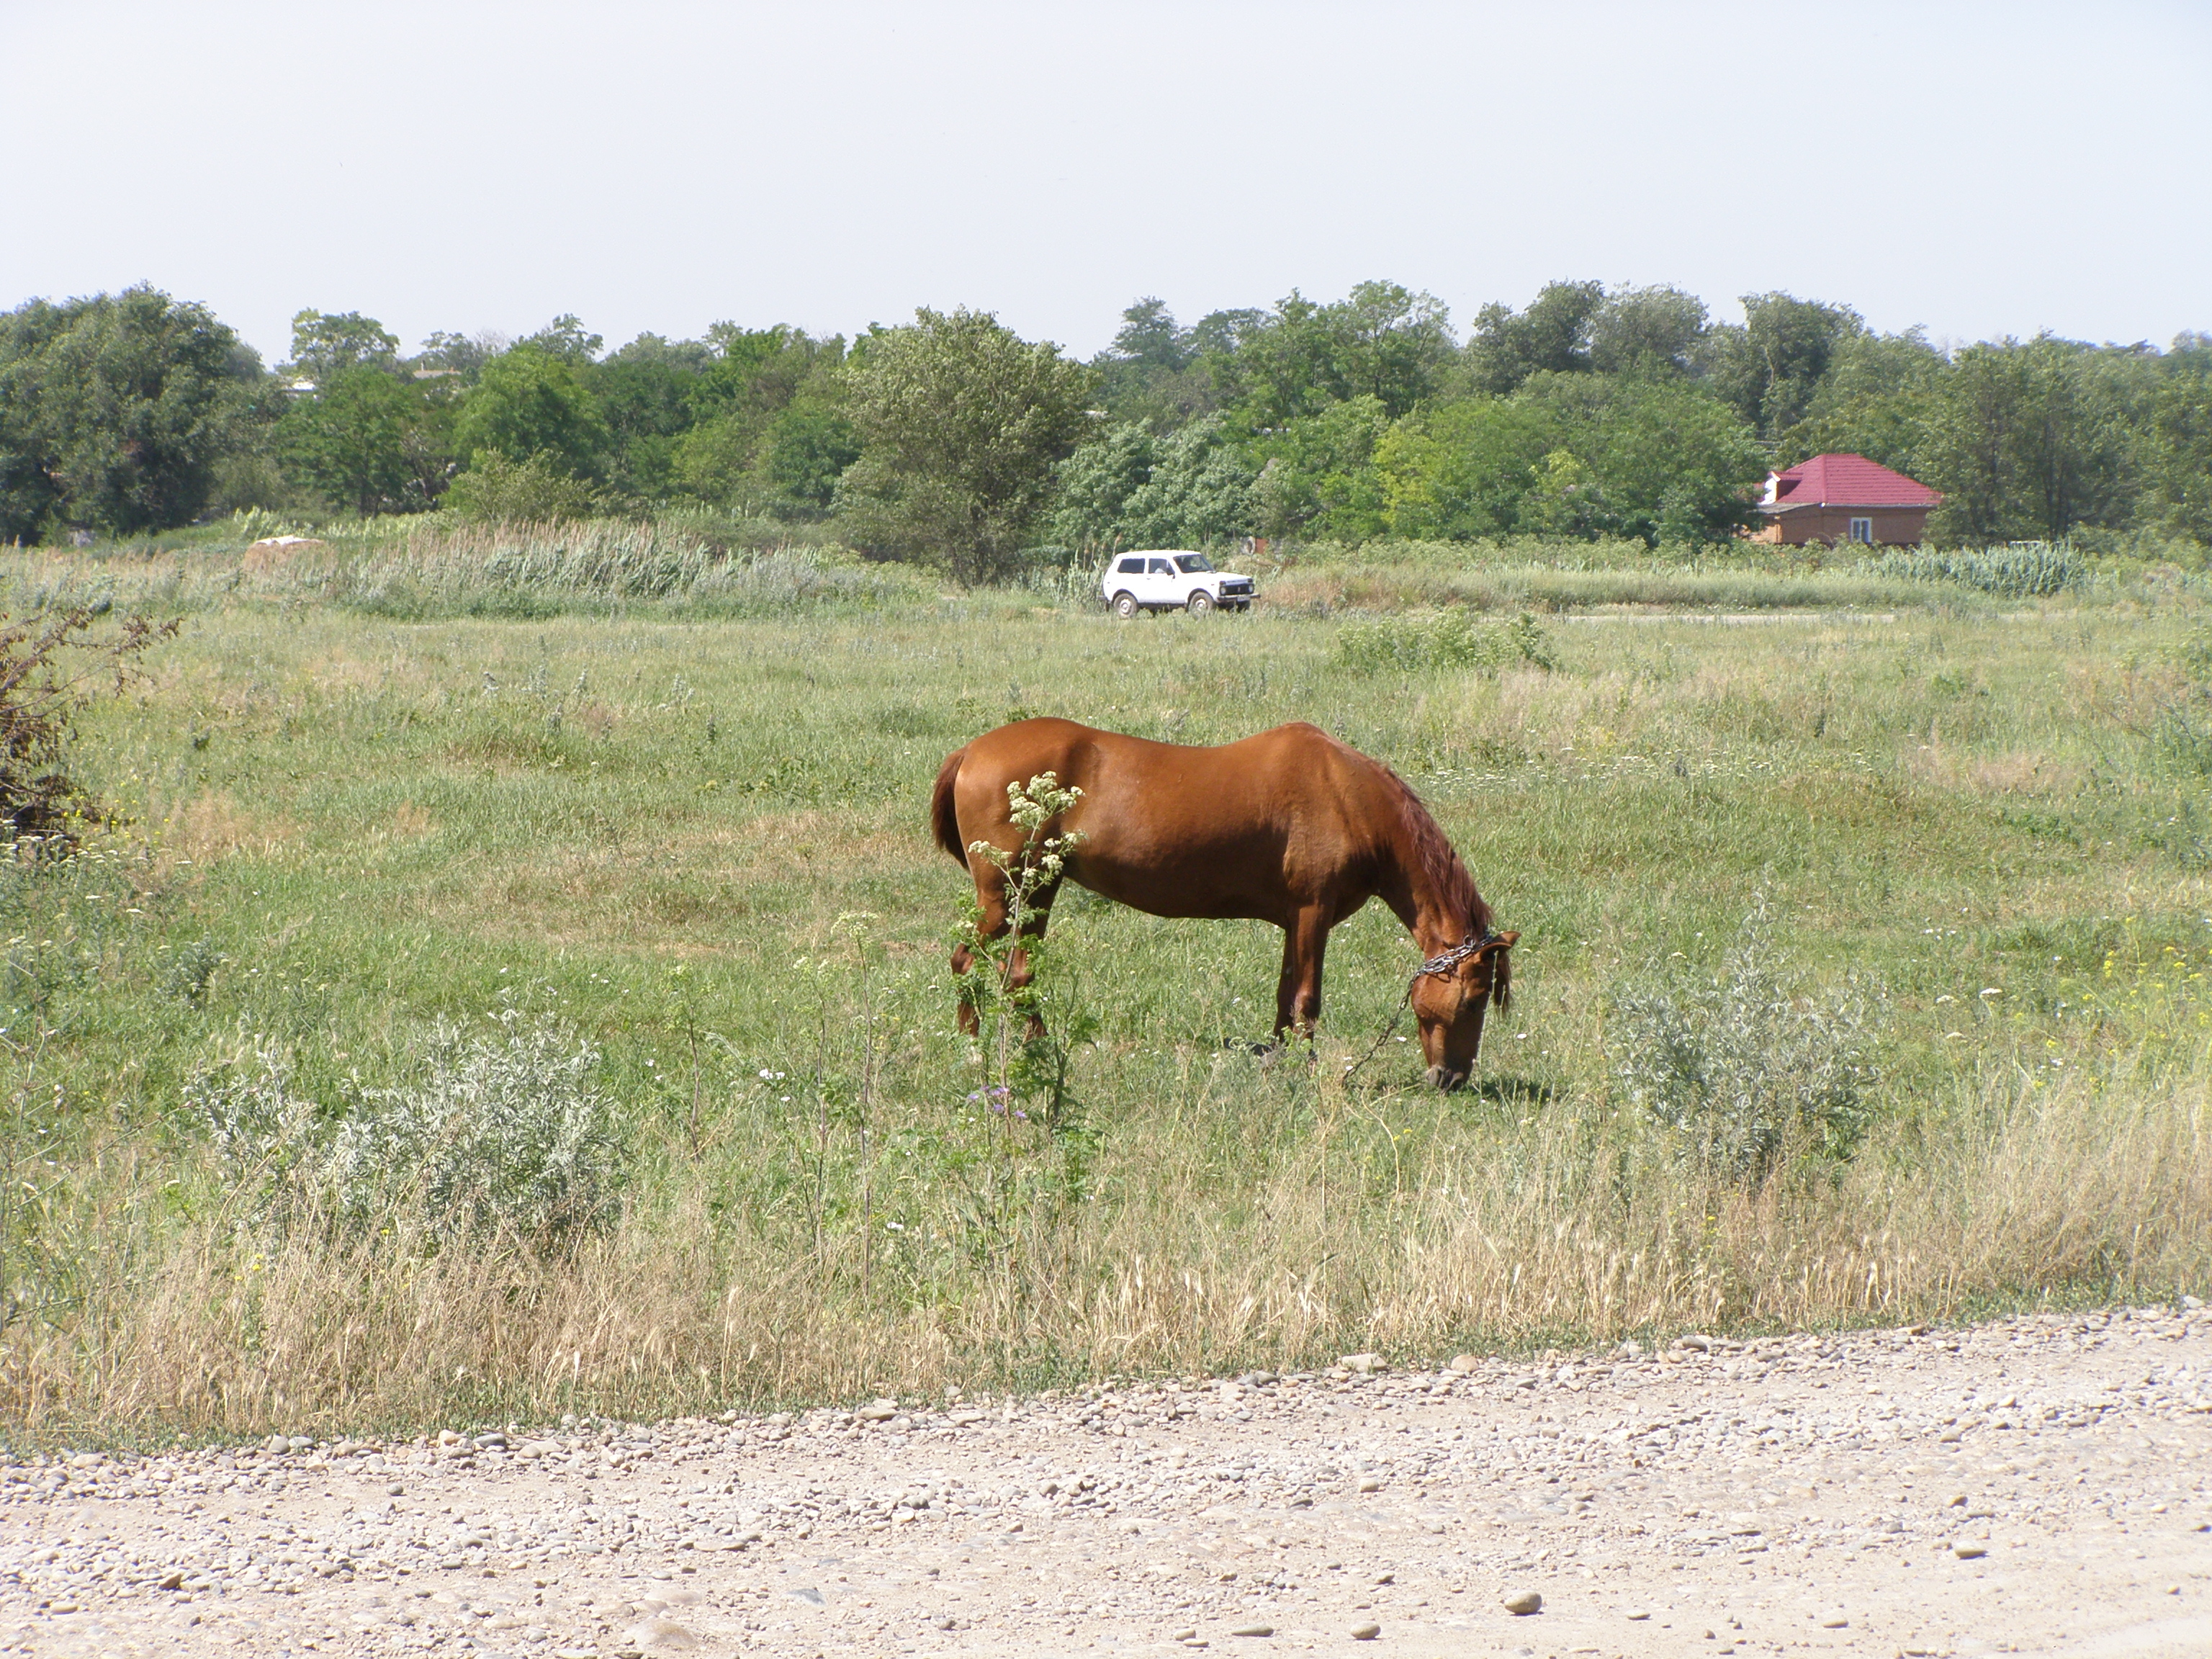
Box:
left=930, top=718, right=1516, bottom=1089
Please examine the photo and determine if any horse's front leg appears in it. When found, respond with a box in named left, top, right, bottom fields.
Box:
left=1274, top=906, right=1331, bottom=1040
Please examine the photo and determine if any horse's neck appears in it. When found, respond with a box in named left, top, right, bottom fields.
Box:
left=1377, top=837, right=1475, bottom=957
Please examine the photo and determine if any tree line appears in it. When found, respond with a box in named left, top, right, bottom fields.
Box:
left=2, top=279, right=2206, bottom=578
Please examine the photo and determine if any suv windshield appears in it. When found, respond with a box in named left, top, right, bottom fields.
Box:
left=1174, top=554, right=1214, bottom=574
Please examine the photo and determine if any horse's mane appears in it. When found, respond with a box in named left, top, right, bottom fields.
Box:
left=1373, top=760, right=1492, bottom=943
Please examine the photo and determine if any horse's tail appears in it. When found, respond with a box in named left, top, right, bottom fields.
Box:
left=930, top=746, right=969, bottom=863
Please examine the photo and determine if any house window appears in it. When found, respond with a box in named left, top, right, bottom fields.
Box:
left=1848, top=517, right=1874, bottom=544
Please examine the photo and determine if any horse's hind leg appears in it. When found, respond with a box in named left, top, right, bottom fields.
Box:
left=950, top=866, right=1004, bottom=1036
left=952, top=862, right=1060, bottom=1040
left=1273, top=905, right=1331, bottom=1041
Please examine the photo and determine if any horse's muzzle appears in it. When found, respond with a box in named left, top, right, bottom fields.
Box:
left=1426, top=1064, right=1470, bottom=1092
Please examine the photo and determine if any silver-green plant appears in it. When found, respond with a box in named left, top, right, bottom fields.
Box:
left=189, top=1010, right=624, bottom=1246
left=186, top=1031, right=319, bottom=1219
left=1608, top=900, right=1881, bottom=1187
left=325, top=1009, right=623, bottom=1244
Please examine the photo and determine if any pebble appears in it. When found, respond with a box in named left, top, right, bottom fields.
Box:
left=1503, top=1589, right=1544, bottom=1615
left=1350, top=1622, right=1382, bottom=1640
left=1229, top=1622, right=1274, bottom=1637
left=623, top=1617, right=696, bottom=1649
left=1954, top=1543, right=1988, bottom=1560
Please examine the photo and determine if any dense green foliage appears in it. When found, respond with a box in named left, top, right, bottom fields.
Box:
left=4, top=277, right=2207, bottom=568
left=0, top=287, right=264, bottom=541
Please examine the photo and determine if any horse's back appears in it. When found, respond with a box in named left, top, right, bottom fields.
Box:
left=940, top=718, right=1384, bottom=922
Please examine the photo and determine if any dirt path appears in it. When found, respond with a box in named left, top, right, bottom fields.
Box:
left=4, top=1306, right=2208, bottom=1658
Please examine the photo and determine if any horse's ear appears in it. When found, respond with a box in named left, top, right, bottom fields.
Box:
left=1485, top=931, right=1516, bottom=1010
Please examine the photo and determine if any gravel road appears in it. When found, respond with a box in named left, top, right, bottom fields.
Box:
left=4, top=1305, right=2208, bottom=1658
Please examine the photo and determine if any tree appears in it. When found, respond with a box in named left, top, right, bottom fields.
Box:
left=1922, top=336, right=2133, bottom=543
left=1231, top=282, right=1457, bottom=425
left=836, top=308, right=1095, bottom=583
left=1092, top=298, right=1223, bottom=428
left=1049, top=415, right=1258, bottom=550
left=2140, top=334, right=2212, bottom=544
left=590, top=341, right=709, bottom=502
left=1374, top=374, right=1762, bottom=546
left=276, top=367, right=454, bottom=515
left=1245, top=395, right=1394, bottom=541
left=758, top=404, right=861, bottom=517
left=415, top=330, right=508, bottom=382
left=1050, top=421, right=1156, bottom=549
left=440, top=451, right=613, bottom=522
left=1588, top=285, right=1708, bottom=376
left=1776, top=328, right=1948, bottom=480
left=283, top=310, right=400, bottom=383
left=1550, top=374, right=1766, bottom=545
left=1698, top=293, right=1863, bottom=438
left=1462, top=280, right=1604, bottom=394
left=453, top=345, right=609, bottom=482
left=672, top=326, right=851, bottom=511
left=1106, top=297, right=1191, bottom=372
left=0, top=286, right=264, bottom=541
left=516, top=314, right=603, bottom=365
left=1374, top=397, right=1565, bottom=540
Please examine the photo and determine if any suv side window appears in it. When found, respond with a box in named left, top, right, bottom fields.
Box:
left=1148, top=558, right=1174, bottom=575
left=1116, top=557, right=1145, bottom=574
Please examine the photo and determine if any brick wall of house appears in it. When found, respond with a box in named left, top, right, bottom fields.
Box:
left=1749, top=505, right=1931, bottom=546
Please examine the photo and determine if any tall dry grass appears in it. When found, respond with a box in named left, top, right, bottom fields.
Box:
left=7, top=1047, right=2203, bottom=1442
left=0, top=517, right=925, bottom=620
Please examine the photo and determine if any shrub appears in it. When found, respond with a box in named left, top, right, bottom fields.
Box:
left=0, top=605, right=176, bottom=842
left=441, top=451, right=622, bottom=523
left=326, top=1010, right=624, bottom=1243
left=1332, top=608, right=1556, bottom=673
left=189, top=1032, right=317, bottom=1177
left=187, top=1010, right=625, bottom=1246
left=1607, top=902, right=1880, bottom=1186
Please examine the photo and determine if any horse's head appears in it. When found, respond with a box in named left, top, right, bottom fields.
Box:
left=1409, top=930, right=1519, bottom=1091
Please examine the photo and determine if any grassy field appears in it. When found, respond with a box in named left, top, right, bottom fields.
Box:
left=1, top=523, right=2208, bottom=1444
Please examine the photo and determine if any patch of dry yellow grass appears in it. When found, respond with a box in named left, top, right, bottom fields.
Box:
left=7, top=1054, right=2203, bottom=1439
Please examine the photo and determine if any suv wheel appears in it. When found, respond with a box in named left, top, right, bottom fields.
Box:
left=1185, top=590, right=1215, bottom=616
left=1112, top=591, right=1140, bottom=619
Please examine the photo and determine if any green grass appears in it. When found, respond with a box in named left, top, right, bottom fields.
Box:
left=0, top=534, right=2208, bottom=1443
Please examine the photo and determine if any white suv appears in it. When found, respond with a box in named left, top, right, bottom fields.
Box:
left=1100, top=550, right=1256, bottom=618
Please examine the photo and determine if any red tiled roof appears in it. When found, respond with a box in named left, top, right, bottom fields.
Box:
left=1767, top=453, right=1941, bottom=508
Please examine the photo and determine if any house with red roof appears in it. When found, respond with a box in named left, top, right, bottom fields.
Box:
left=1749, top=453, right=1942, bottom=547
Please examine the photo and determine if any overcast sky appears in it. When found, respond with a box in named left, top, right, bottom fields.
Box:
left=4, top=0, right=2207, bottom=366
